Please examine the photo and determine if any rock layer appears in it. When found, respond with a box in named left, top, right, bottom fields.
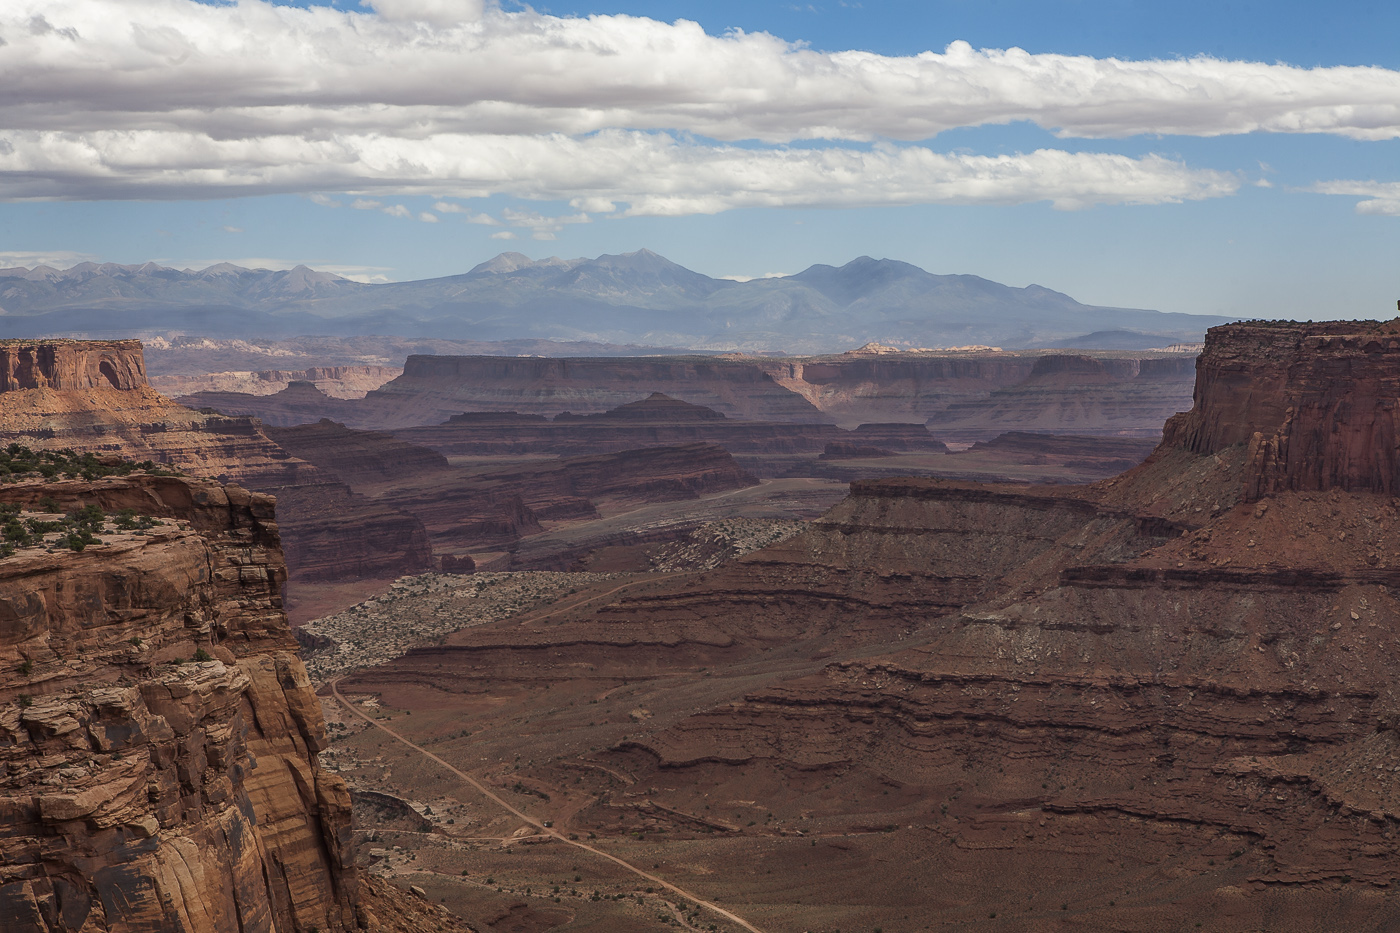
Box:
left=0, top=475, right=361, bottom=933
left=345, top=320, right=1400, bottom=928
left=1164, top=320, right=1400, bottom=499
left=0, top=341, right=433, bottom=584
left=0, top=340, right=148, bottom=393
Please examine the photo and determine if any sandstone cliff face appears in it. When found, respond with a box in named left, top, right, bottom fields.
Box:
left=0, top=475, right=358, bottom=933
left=1163, top=320, right=1400, bottom=500
left=0, top=341, right=147, bottom=393
left=0, top=342, right=433, bottom=584
left=0, top=341, right=319, bottom=488
left=926, top=352, right=1198, bottom=441
left=355, top=355, right=832, bottom=428
left=154, top=366, right=400, bottom=401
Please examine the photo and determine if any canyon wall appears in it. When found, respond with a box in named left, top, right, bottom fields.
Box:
left=925, top=352, right=1198, bottom=441
left=1163, top=320, right=1400, bottom=499
left=0, top=341, right=147, bottom=393
left=355, top=355, right=832, bottom=428
left=153, top=365, right=400, bottom=400
left=0, top=343, right=433, bottom=584
left=0, top=475, right=361, bottom=933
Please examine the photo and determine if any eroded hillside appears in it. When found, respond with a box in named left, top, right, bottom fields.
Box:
left=330, top=321, right=1400, bottom=931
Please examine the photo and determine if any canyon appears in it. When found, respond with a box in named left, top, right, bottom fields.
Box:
left=0, top=340, right=434, bottom=587
left=177, top=346, right=1198, bottom=436
left=13, top=321, right=1396, bottom=931
left=319, top=320, right=1400, bottom=931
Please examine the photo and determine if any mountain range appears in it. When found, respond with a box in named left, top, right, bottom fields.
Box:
left=0, top=250, right=1232, bottom=352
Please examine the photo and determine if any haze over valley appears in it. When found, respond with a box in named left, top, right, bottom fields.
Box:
left=2, top=0, right=1398, bottom=931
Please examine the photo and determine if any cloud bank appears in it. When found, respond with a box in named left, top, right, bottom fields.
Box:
left=0, top=0, right=1392, bottom=212
left=0, top=128, right=1237, bottom=209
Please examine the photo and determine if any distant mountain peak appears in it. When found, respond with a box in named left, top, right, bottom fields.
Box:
left=468, top=252, right=536, bottom=275
left=0, top=249, right=1231, bottom=352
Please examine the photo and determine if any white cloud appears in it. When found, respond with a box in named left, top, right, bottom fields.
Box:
left=501, top=207, right=591, bottom=238
left=489, top=230, right=517, bottom=239
left=382, top=203, right=412, bottom=218
left=1357, top=200, right=1400, bottom=217
left=0, top=0, right=1385, bottom=214
left=0, top=129, right=1238, bottom=211
left=222, top=224, right=243, bottom=232
left=363, top=0, right=485, bottom=26
left=1310, top=179, right=1400, bottom=216
left=1, top=2, right=1396, bottom=145
left=418, top=211, right=438, bottom=222
left=434, top=201, right=501, bottom=223
left=0, top=249, right=99, bottom=269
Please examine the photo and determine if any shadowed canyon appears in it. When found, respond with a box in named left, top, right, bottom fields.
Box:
left=5, top=321, right=1400, bottom=932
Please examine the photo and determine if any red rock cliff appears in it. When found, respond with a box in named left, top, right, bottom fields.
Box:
left=0, top=474, right=366, bottom=933
left=1163, top=320, right=1400, bottom=499
left=0, top=342, right=434, bottom=584
left=0, top=340, right=147, bottom=393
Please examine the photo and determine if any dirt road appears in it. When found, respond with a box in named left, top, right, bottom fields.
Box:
left=330, top=678, right=766, bottom=933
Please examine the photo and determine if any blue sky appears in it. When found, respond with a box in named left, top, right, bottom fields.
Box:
left=0, top=0, right=1396, bottom=321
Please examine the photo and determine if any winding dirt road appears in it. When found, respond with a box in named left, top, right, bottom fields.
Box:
left=329, top=678, right=766, bottom=933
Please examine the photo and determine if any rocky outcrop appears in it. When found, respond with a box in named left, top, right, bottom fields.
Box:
left=266, top=420, right=450, bottom=487
left=0, top=342, right=433, bottom=584
left=846, top=422, right=948, bottom=452
left=925, top=352, right=1198, bottom=441
left=0, top=474, right=362, bottom=933
left=0, top=341, right=321, bottom=488
left=0, top=340, right=148, bottom=392
left=1162, top=320, right=1400, bottom=499
left=154, top=366, right=400, bottom=400
left=353, top=355, right=833, bottom=428
left=179, top=382, right=364, bottom=430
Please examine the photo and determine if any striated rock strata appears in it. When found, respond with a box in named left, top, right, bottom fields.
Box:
left=391, top=393, right=946, bottom=467
left=153, top=366, right=400, bottom=401
left=346, top=320, right=1400, bottom=928
left=0, top=341, right=432, bottom=584
left=924, top=352, right=1197, bottom=441
left=0, top=474, right=364, bottom=932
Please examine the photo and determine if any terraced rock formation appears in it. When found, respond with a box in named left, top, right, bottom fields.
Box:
left=269, top=417, right=762, bottom=560
left=0, top=473, right=466, bottom=933
left=387, top=395, right=947, bottom=470
left=339, top=320, right=1400, bottom=930
left=0, top=341, right=433, bottom=584
left=924, top=353, right=1198, bottom=441
left=182, top=349, right=1196, bottom=442
left=151, top=365, right=400, bottom=400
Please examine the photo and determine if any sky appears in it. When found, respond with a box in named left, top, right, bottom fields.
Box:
left=0, top=0, right=1397, bottom=319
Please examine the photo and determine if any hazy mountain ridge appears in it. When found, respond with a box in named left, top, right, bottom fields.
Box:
left=0, top=249, right=1232, bottom=351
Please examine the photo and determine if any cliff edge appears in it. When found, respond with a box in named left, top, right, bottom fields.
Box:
left=0, top=471, right=466, bottom=933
